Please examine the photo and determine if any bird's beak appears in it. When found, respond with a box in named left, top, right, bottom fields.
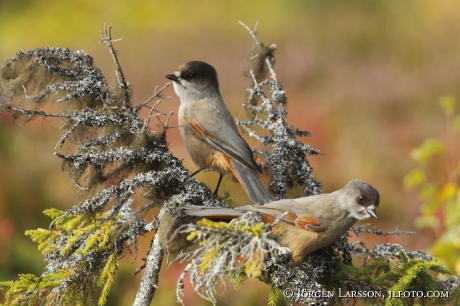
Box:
left=165, top=73, right=181, bottom=82
left=366, top=206, right=378, bottom=218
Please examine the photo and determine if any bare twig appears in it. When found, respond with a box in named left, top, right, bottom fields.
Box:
left=135, top=83, right=171, bottom=112
left=100, top=24, right=130, bottom=108
left=157, top=111, right=180, bottom=130
left=144, top=101, right=162, bottom=130
left=238, top=21, right=261, bottom=46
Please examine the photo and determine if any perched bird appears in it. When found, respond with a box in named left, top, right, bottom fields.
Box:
left=184, top=180, right=379, bottom=263
left=166, top=61, right=272, bottom=204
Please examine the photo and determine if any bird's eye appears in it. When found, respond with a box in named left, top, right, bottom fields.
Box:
left=357, top=196, right=365, bottom=204
left=186, top=73, right=195, bottom=79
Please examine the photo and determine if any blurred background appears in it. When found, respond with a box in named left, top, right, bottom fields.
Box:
left=1, top=0, right=459, bottom=305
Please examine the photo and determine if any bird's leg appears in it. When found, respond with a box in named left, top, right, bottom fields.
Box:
left=190, top=169, right=202, bottom=177
left=213, top=174, right=223, bottom=195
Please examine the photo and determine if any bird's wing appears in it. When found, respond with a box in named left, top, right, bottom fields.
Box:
left=291, top=196, right=327, bottom=232
left=248, top=197, right=327, bottom=233
left=294, top=216, right=326, bottom=232
left=184, top=119, right=260, bottom=173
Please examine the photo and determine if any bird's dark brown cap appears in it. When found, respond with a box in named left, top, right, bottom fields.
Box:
left=346, top=179, right=380, bottom=218
left=166, top=61, right=219, bottom=88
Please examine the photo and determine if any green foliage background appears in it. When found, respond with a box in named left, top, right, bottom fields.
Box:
left=1, top=0, right=460, bottom=305
left=404, top=97, right=460, bottom=275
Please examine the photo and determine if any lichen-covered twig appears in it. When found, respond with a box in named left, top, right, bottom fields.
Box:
left=175, top=212, right=290, bottom=305
left=132, top=209, right=165, bottom=306
left=238, top=22, right=321, bottom=200
left=0, top=25, right=218, bottom=306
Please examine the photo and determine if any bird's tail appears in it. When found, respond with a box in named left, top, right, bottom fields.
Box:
left=183, top=205, right=245, bottom=219
left=229, top=159, right=272, bottom=204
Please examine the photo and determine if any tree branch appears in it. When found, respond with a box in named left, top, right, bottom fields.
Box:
left=133, top=209, right=165, bottom=306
